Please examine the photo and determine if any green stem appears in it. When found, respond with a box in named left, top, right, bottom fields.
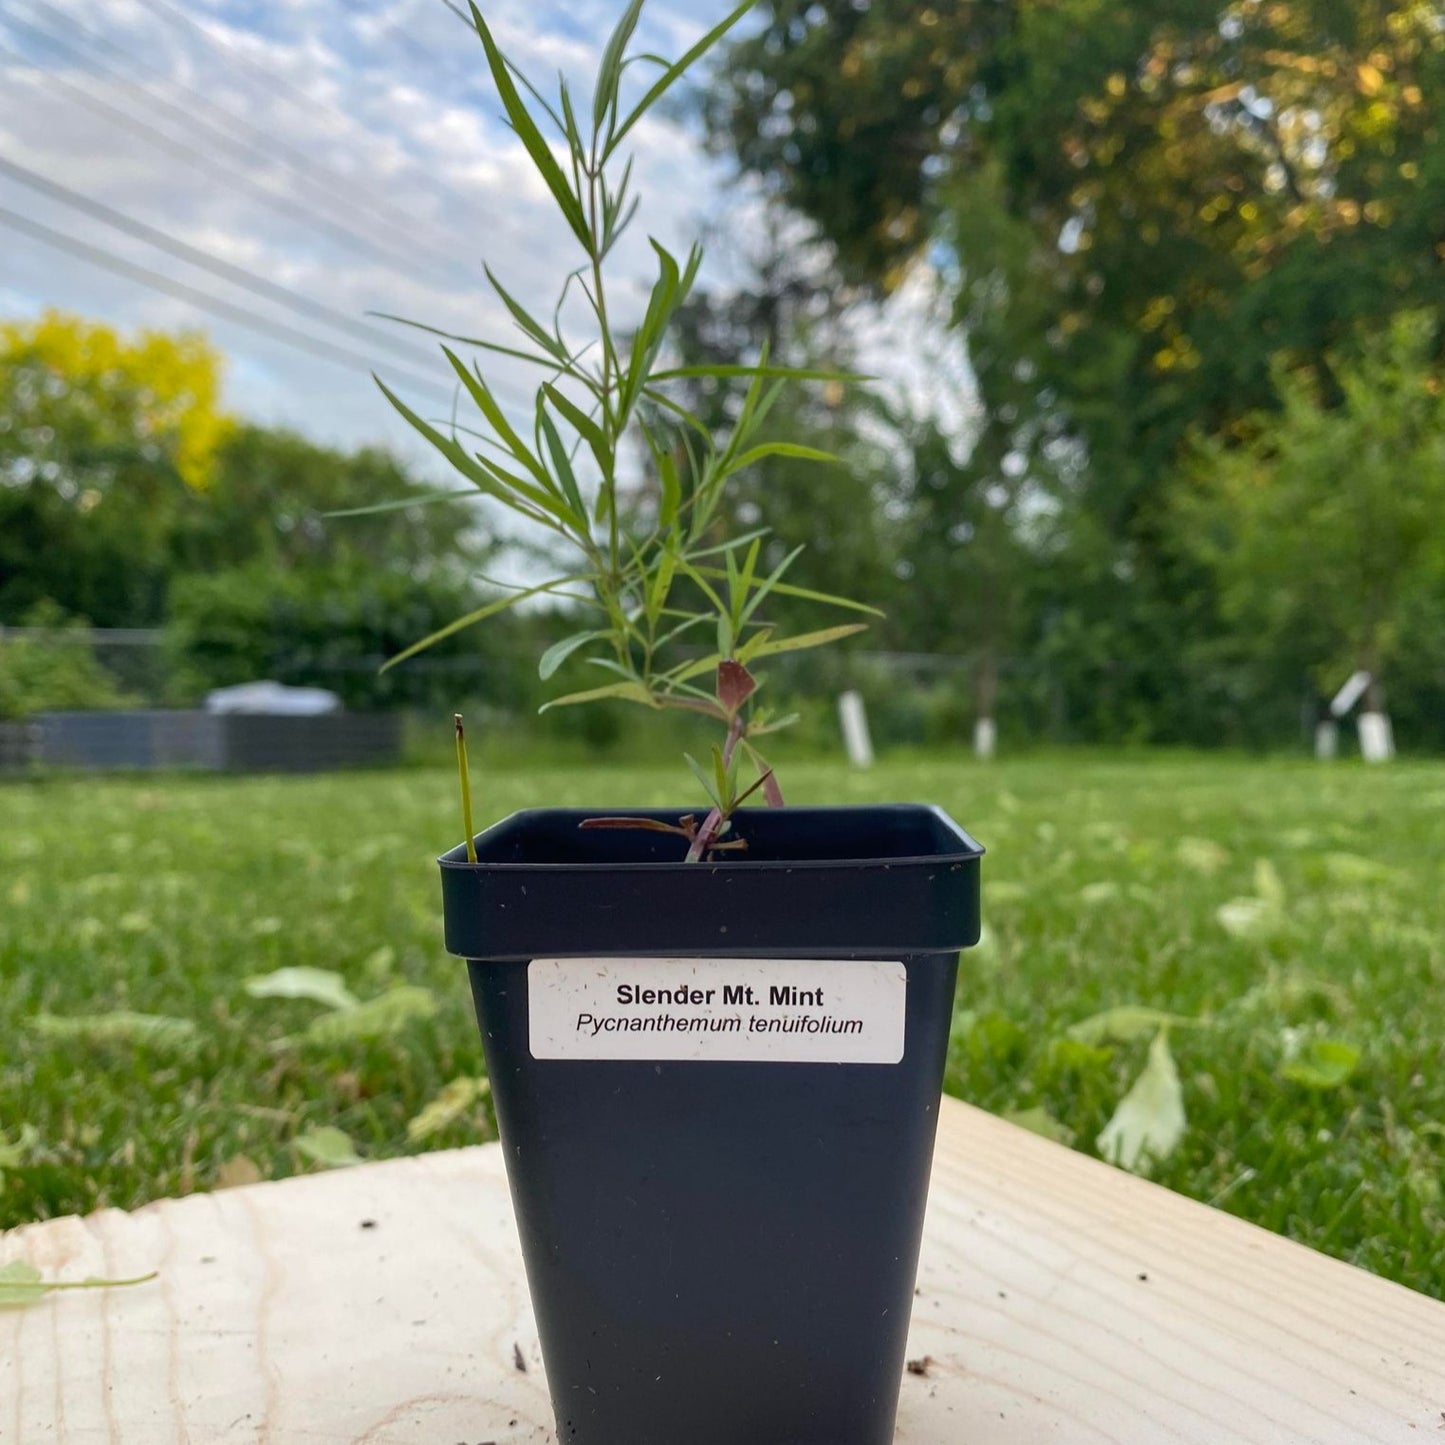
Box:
left=454, top=713, right=478, bottom=863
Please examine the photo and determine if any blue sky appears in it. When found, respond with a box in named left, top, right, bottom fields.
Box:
left=0, top=0, right=973, bottom=483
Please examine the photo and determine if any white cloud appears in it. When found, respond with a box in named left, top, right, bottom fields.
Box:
left=0, top=0, right=967, bottom=483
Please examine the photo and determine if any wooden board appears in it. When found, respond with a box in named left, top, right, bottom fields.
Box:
left=4, top=1096, right=1443, bottom=1443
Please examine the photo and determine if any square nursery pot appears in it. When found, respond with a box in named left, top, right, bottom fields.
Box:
left=440, top=804, right=984, bottom=1445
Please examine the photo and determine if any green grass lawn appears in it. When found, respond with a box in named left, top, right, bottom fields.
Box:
left=2, top=752, right=1442, bottom=1297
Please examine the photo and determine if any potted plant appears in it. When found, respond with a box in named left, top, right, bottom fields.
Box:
left=379, top=5, right=983, bottom=1441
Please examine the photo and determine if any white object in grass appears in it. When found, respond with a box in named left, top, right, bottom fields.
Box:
left=1328, top=670, right=1371, bottom=717
left=974, top=716, right=996, bottom=760
left=838, top=690, right=874, bottom=767
left=1358, top=711, right=1394, bottom=763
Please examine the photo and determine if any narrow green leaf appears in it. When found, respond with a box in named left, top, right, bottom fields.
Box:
left=538, top=629, right=608, bottom=680
left=693, top=567, right=885, bottom=616
left=467, top=3, right=590, bottom=246
left=602, top=154, right=636, bottom=251
left=711, top=744, right=731, bottom=808
left=557, top=76, right=586, bottom=169
left=441, top=349, right=555, bottom=497
left=654, top=609, right=707, bottom=649
left=542, top=383, right=605, bottom=449
left=369, top=313, right=568, bottom=372
left=323, top=490, right=476, bottom=519
left=716, top=611, right=735, bottom=659
left=740, top=623, right=868, bottom=659
left=724, top=544, right=742, bottom=625
left=606, top=0, right=757, bottom=158
left=652, top=363, right=872, bottom=383
left=658, top=450, right=681, bottom=530
left=740, top=543, right=805, bottom=626
left=538, top=406, right=588, bottom=523
left=382, top=575, right=589, bottom=671
left=687, top=527, right=773, bottom=561
left=594, top=0, right=645, bottom=132
left=684, top=751, right=724, bottom=809
left=485, top=264, right=566, bottom=360
left=675, top=556, right=728, bottom=615
left=539, top=680, right=658, bottom=712
left=618, top=240, right=684, bottom=422
left=732, top=442, right=841, bottom=470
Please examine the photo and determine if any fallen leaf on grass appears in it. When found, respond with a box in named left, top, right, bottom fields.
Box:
left=1003, top=1106, right=1076, bottom=1146
left=0, top=1259, right=157, bottom=1310
left=295, top=1127, right=365, bottom=1169
left=1098, top=1031, right=1186, bottom=1174
left=215, top=1155, right=263, bottom=1189
left=1216, top=897, right=1284, bottom=941
left=1068, top=1005, right=1201, bottom=1047
left=244, top=967, right=359, bottom=1012
left=1253, top=859, right=1286, bottom=907
left=295, top=986, right=437, bottom=1047
left=407, top=1077, right=490, bottom=1143
left=1321, top=852, right=1398, bottom=885
left=1280, top=1038, right=1360, bottom=1090
left=1176, top=837, right=1228, bottom=875
left=28, top=1012, right=199, bottom=1052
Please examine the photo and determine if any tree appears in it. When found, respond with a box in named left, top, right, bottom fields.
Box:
left=1176, top=314, right=1445, bottom=724
left=0, top=311, right=230, bottom=626
left=711, top=0, right=1445, bottom=523
left=171, top=422, right=489, bottom=579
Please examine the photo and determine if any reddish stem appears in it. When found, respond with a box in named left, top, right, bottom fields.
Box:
left=684, top=713, right=745, bottom=862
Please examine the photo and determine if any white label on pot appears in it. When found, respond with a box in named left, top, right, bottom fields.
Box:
left=528, top=957, right=907, bottom=1064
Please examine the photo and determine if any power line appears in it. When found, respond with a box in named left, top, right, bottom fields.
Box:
left=0, top=154, right=460, bottom=379
left=13, top=0, right=464, bottom=272
left=0, top=203, right=463, bottom=408
left=0, top=33, right=428, bottom=276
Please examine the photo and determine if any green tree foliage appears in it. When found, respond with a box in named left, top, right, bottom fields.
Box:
left=0, top=311, right=229, bottom=626
left=1178, top=315, right=1445, bottom=714
left=163, top=561, right=527, bottom=711
left=713, top=0, right=1445, bottom=509
left=707, top=0, right=1445, bottom=746
left=172, top=423, right=484, bottom=579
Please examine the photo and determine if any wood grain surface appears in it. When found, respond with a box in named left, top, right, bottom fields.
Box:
left=4, top=1096, right=1443, bottom=1443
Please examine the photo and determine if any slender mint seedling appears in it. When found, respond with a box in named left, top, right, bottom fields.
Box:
left=380, top=0, right=878, bottom=856
left=455, top=713, right=477, bottom=863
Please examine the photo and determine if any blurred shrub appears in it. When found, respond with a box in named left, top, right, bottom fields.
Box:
left=0, top=602, right=136, bottom=718
left=163, top=563, right=537, bottom=712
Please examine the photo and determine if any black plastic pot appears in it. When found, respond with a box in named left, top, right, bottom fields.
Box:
left=440, top=804, right=983, bottom=1445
